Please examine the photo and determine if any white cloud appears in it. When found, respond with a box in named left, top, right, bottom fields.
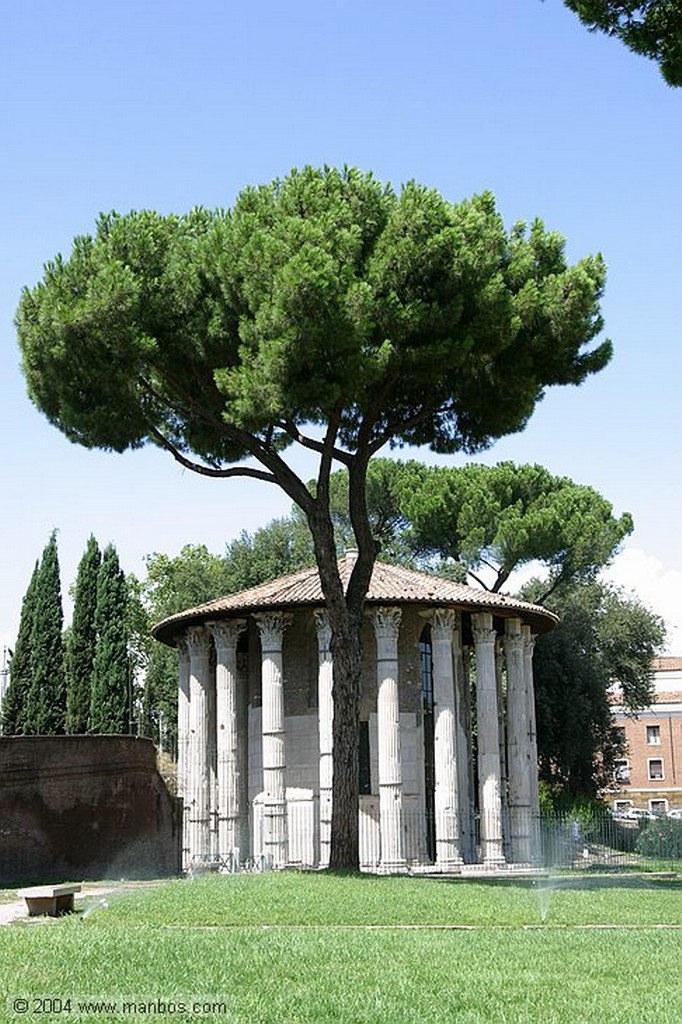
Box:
left=602, top=548, right=682, bottom=655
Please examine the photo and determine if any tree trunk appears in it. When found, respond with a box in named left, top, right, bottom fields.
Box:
left=307, top=497, right=376, bottom=871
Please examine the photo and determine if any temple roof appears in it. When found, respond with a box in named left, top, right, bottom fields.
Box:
left=152, top=552, right=558, bottom=645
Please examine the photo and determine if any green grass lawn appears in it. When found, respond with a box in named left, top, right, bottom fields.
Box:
left=1, top=872, right=680, bottom=1023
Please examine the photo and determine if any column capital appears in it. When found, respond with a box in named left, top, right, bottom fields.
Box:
left=208, top=619, right=247, bottom=653
left=313, top=610, right=332, bottom=653
left=254, top=612, right=293, bottom=652
left=504, top=616, right=524, bottom=656
left=521, top=624, right=536, bottom=657
left=504, top=632, right=525, bottom=657
left=371, top=606, right=402, bottom=641
left=185, top=625, right=211, bottom=658
left=472, top=613, right=496, bottom=648
left=424, top=607, right=457, bottom=640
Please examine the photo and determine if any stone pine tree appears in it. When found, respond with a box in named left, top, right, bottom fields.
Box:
left=24, top=531, right=67, bottom=734
left=89, top=544, right=131, bottom=734
left=16, top=166, right=612, bottom=868
left=563, top=1, right=682, bottom=86
left=1, top=559, right=40, bottom=734
left=324, top=459, right=634, bottom=595
left=65, top=535, right=102, bottom=733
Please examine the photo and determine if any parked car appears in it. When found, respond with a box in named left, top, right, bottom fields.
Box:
left=666, top=808, right=682, bottom=820
left=610, top=807, right=653, bottom=821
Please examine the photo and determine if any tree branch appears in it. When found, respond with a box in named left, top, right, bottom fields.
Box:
left=148, top=425, right=277, bottom=483
left=366, top=395, right=445, bottom=456
left=490, top=567, right=510, bottom=594
left=316, top=407, right=344, bottom=500
left=140, top=373, right=317, bottom=514
left=536, top=573, right=564, bottom=606
left=467, top=569, right=491, bottom=592
left=280, top=417, right=353, bottom=467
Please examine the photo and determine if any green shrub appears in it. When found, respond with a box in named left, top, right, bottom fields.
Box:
left=635, top=817, right=682, bottom=859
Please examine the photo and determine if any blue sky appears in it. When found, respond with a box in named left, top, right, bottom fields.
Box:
left=1, top=0, right=680, bottom=656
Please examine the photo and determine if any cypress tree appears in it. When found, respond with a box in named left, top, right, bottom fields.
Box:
left=25, top=531, right=67, bottom=734
left=66, top=535, right=101, bottom=732
left=141, top=643, right=178, bottom=754
left=89, top=544, right=131, bottom=733
left=1, top=560, right=40, bottom=734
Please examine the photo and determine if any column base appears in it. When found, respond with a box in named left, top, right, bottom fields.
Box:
left=482, top=855, right=507, bottom=870
left=436, top=857, right=464, bottom=873
left=482, top=839, right=506, bottom=868
left=377, top=859, right=409, bottom=875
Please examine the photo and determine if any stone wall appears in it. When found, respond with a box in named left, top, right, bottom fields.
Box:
left=0, top=735, right=181, bottom=885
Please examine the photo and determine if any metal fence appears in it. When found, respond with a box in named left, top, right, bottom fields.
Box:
left=185, top=805, right=682, bottom=875
left=534, top=811, right=682, bottom=872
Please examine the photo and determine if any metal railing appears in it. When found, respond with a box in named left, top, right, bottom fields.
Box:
left=183, top=803, right=682, bottom=875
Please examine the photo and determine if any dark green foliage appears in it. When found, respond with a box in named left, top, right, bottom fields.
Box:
left=563, top=1, right=682, bottom=85
left=17, top=168, right=611, bottom=467
left=1, top=561, right=39, bottom=734
left=140, top=643, right=179, bottom=753
left=223, top=516, right=316, bottom=592
left=326, top=459, right=632, bottom=592
left=24, top=532, right=66, bottom=734
left=143, top=544, right=234, bottom=621
left=635, top=816, right=682, bottom=858
left=530, top=580, right=666, bottom=803
left=89, top=544, right=131, bottom=734
left=66, top=535, right=101, bottom=732
left=325, top=460, right=423, bottom=569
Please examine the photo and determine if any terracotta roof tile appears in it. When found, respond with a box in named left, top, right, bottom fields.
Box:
left=152, top=552, right=558, bottom=645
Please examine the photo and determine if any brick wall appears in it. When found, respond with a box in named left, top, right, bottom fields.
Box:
left=0, top=735, right=181, bottom=885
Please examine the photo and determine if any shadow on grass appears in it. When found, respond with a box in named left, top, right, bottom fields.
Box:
left=426, top=873, right=682, bottom=892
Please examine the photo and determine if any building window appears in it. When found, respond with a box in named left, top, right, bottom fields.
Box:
left=646, top=725, right=661, bottom=745
left=649, top=799, right=668, bottom=816
left=613, top=800, right=633, bottom=815
left=359, top=720, right=371, bottom=795
left=614, top=759, right=630, bottom=784
left=648, top=758, right=664, bottom=781
left=420, top=629, right=434, bottom=713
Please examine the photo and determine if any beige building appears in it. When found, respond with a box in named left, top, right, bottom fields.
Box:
left=153, top=553, right=557, bottom=873
left=607, top=656, right=682, bottom=817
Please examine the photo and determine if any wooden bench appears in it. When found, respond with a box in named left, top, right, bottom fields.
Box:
left=18, top=883, right=82, bottom=917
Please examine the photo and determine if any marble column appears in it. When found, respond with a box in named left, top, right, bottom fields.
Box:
left=495, top=636, right=509, bottom=859
left=372, top=606, right=406, bottom=873
left=429, top=609, right=463, bottom=870
left=255, top=612, right=292, bottom=869
left=177, top=638, right=190, bottom=868
left=472, top=612, right=505, bottom=866
left=522, top=625, right=540, bottom=829
left=314, top=611, right=334, bottom=869
left=186, top=625, right=213, bottom=865
left=208, top=619, right=247, bottom=864
left=505, top=617, right=533, bottom=863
